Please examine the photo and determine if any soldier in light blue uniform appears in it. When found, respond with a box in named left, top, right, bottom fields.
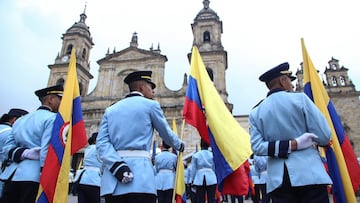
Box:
left=96, top=71, right=184, bottom=203
left=0, top=108, right=28, bottom=198
left=154, top=141, right=177, bottom=203
left=190, top=139, right=217, bottom=203
left=0, top=109, right=29, bottom=161
left=252, top=155, right=269, bottom=203
left=0, top=85, right=63, bottom=203
left=249, top=62, right=332, bottom=203
left=185, top=162, right=197, bottom=203
left=184, top=162, right=192, bottom=201
left=77, top=132, right=102, bottom=203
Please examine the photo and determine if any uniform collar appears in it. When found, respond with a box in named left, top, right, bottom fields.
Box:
left=37, top=105, right=52, bottom=111
left=125, top=91, right=144, bottom=98
left=267, top=88, right=286, bottom=97
left=0, top=122, right=11, bottom=126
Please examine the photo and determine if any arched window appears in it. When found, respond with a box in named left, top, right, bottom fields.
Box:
left=206, top=67, right=214, bottom=81
left=339, top=76, right=346, bottom=86
left=331, top=76, right=337, bottom=86
left=331, top=64, right=337, bottom=70
left=66, top=44, right=73, bottom=54
left=78, top=82, right=83, bottom=96
left=56, top=78, right=65, bottom=87
left=203, top=31, right=210, bottom=42
left=82, top=48, right=86, bottom=59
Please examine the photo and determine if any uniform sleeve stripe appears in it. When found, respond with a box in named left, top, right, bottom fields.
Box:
left=268, top=140, right=289, bottom=158
left=274, top=141, right=280, bottom=156
left=110, top=162, right=121, bottom=173
left=110, top=161, right=126, bottom=175
left=278, top=140, right=289, bottom=158
left=268, top=141, right=275, bottom=157
left=9, top=147, right=28, bottom=162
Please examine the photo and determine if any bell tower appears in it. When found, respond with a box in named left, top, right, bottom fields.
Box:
left=324, top=57, right=356, bottom=93
left=47, top=7, right=94, bottom=96
left=295, top=57, right=360, bottom=155
left=190, top=0, right=233, bottom=111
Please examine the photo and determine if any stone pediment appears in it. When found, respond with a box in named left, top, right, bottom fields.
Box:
left=108, top=50, right=150, bottom=61
left=97, top=47, right=167, bottom=64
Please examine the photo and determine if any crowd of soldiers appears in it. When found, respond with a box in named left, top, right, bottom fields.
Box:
left=0, top=62, right=344, bottom=203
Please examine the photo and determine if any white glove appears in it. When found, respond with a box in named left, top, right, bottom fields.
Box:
left=295, top=133, right=318, bottom=150
left=21, top=147, right=41, bottom=160
left=121, top=171, right=134, bottom=184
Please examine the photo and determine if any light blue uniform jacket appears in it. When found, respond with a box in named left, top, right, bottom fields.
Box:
left=250, top=165, right=261, bottom=185
left=254, top=155, right=267, bottom=174
left=96, top=95, right=183, bottom=196
left=184, top=166, right=191, bottom=184
left=190, top=149, right=217, bottom=186
left=79, top=144, right=102, bottom=187
left=249, top=91, right=332, bottom=193
left=0, top=123, right=12, bottom=163
left=155, top=150, right=177, bottom=190
left=0, top=123, right=12, bottom=196
left=0, top=108, right=55, bottom=182
left=253, top=156, right=267, bottom=184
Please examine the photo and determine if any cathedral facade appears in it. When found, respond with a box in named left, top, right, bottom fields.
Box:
left=47, top=1, right=232, bottom=155
left=46, top=1, right=360, bottom=156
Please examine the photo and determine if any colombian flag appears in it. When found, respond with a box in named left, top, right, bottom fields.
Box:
left=183, top=46, right=252, bottom=194
left=301, top=38, right=360, bottom=203
left=173, top=119, right=186, bottom=203
left=174, top=147, right=186, bottom=203
left=36, top=48, right=87, bottom=203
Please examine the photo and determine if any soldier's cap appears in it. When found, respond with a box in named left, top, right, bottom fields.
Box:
left=35, top=85, right=64, bottom=99
left=8, top=108, right=28, bottom=118
left=124, top=71, right=156, bottom=89
left=259, top=62, right=296, bottom=83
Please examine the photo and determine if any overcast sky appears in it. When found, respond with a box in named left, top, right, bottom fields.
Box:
left=1, top=0, right=360, bottom=116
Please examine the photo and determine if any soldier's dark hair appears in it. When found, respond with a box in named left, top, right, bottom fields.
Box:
left=200, top=139, right=209, bottom=150
left=0, top=114, right=10, bottom=123
left=162, top=141, right=171, bottom=149
left=128, top=80, right=146, bottom=92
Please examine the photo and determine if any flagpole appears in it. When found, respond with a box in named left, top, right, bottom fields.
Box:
left=172, top=119, right=185, bottom=203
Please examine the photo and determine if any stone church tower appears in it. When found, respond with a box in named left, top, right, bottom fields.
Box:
left=47, top=10, right=94, bottom=96
left=295, top=58, right=360, bottom=155
left=190, top=0, right=233, bottom=111
left=46, top=1, right=233, bottom=155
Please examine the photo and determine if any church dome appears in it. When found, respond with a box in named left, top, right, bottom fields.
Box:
left=65, top=13, right=91, bottom=39
left=194, top=0, right=220, bottom=21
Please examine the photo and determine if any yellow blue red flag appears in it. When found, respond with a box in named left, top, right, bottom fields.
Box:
left=301, top=38, right=360, bottom=203
left=183, top=46, right=252, bottom=194
left=173, top=119, right=186, bottom=203
left=36, top=48, right=88, bottom=203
